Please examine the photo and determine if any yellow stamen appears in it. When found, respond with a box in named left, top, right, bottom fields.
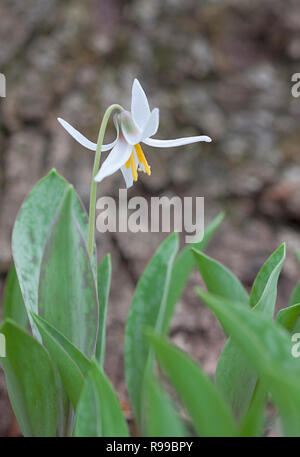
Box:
left=125, top=156, right=131, bottom=169
left=134, top=144, right=151, bottom=176
left=128, top=151, right=138, bottom=181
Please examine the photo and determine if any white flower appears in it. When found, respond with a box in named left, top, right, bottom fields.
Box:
left=57, top=79, right=212, bottom=188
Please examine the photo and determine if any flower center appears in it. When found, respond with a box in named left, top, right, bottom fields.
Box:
left=125, top=144, right=151, bottom=181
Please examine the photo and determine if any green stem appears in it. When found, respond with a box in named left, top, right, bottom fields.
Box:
left=87, top=104, right=123, bottom=259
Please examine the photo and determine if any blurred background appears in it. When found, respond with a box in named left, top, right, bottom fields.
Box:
left=1, top=0, right=300, bottom=436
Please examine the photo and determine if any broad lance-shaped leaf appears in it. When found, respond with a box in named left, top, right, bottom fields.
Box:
left=96, top=254, right=112, bottom=366
left=287, top=252, right=300, bottom=332
left=289, top=281, right=300, bottom=308
left=276, top=303, right=300, bottom=332
left=147, top=331, right=237, bottom=437
left=3, top=263, right=28, bottom=329
left=38, top=187, right=98, bottom=358
left=125, top=233, right=179, bottom=425
left=192, top=249, right=249, bottom=304
left=192, top=247, right=250, bottom=419
left=74, top=360, right=129, bottom=437
left=196, top=289, right=300, bottom=437
left=12, top=169, right=96, bottom=338
left=32, top=312, right=92, bottom=409
left=250, top=243, right=285, bottom=316
left=162, top=212, right=224, bottom=334
left=239, top=381, right=266, bottom=437
left=0, top=319, right=58, bottom=437
left=214, top=244, right=285, bottom=420
left=287, top=279, right=300, bottom=333
left=145, top=375, right=188, bottom=437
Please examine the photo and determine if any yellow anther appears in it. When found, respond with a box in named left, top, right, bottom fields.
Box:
left=129, top=151, right=138, bottom=181
left=125, top=156, right=131, bottom=169
left=134, top=144, right=151, bottom=176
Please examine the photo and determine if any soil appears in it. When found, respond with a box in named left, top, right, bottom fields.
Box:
left=0, top=0, right=300, bottom=436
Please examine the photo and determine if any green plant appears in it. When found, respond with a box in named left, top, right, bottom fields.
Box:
left=2, top=170, right=300, bottom=437
left=1, top=78, right=300, bottom=437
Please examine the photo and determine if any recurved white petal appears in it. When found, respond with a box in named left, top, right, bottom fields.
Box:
left=131, top=79, right=151, bottom=129
left=143, top=135, right=212, bottom=148
left=120, top=164, right=134, bottom=188
left=57, top=118, right=97, bottom=150
left=57, top=117, right=119, bottom=152
left=94, top=139, right=132, bottom=183
left=120, top=111, right=143, bottom=145
left=142, top=108, right=159, bottom=140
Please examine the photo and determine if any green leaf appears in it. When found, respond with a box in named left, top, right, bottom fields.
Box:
left=289, top=281, right=300, bottom=308
left=239, top=381, right=266, bottom=437
left=193, top=249, right=249, bottom=304
left=162, top=212, right=224, bottom=334
left=250, top=243, right=285, bottom=316
left=0, top=319, right=58, bottom=437
left=38, top=187, right=98, bottom=358
left=145, top=375, right=188, bottom=437
left=74, top=360, right=128, bottom=437
left=196, top=289, right=300, bottom=437
left=3, top=263, right=28, bottom=329
left=96, top=254, right=112, bottom=366
left=125, top=233, right=179, bottom=424
left=215, top=339, right=257, bottom=420
left=147, top=331, right=237, bottom=437
left=214, top=244, right=285, bottom=420
left=276, top=303, right=300, bottom=332
left=12, top=169, right=96, bottom=338
left=288, top=278, right=300, bottom=333
left=31, top=312, right=92, bottom=408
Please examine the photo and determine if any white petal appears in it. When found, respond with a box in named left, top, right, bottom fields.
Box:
left=120, top=111, right=142, bottom=145
left=131, top=79, right=151, bottom=129
left=142, top=108, right=159, bottom=140
left=143, top=135, right=212, bottom=148
left=57, top=117, right=119, bottom=152
left=120, top=165, right=133, bottom=188
left=57, top=118, right=97, bottom=150
left=94, top=139, right=132, bottom=183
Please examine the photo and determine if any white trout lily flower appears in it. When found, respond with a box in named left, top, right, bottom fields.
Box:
left=57, top=79, right=212, bottom=188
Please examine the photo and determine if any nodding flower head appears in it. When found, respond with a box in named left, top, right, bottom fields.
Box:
left=57, top=79, right=212, bottom=188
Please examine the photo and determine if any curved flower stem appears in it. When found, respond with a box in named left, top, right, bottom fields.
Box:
left=88, top=103, right=123, bottom=259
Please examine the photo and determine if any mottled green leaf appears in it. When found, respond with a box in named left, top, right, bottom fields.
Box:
left=32, top=312, right=92, bottom=408
left=196, top=289, right=300, bottom=437
left=38, top=188, right=98, bottom=358
left=12, top=169, right=95, bottom=338
left=74, top=360, right=128, bottom=437
left=250, top=243, right=285, bottom=316
left=193, top=249, right=249, bottom=304
left=214, top=244, right=285, bottom=419
left=3, top=263, right=28, bottom=329
left=147, top=331, right=237, bottom=437
left=239, top=381, right=266, bottom=437
left=0, top=319, right=58, bottom=437
left=162, top=212, right=224, bottom=334
left=96, top=254, right=112, bottom=366
left=289, top=281, right=300, bottom=308
left=276, top=303, right=300, bottom=332
left=145, top=375, right=188, bottom=437
left=125, top=233, right=179, bottom=424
